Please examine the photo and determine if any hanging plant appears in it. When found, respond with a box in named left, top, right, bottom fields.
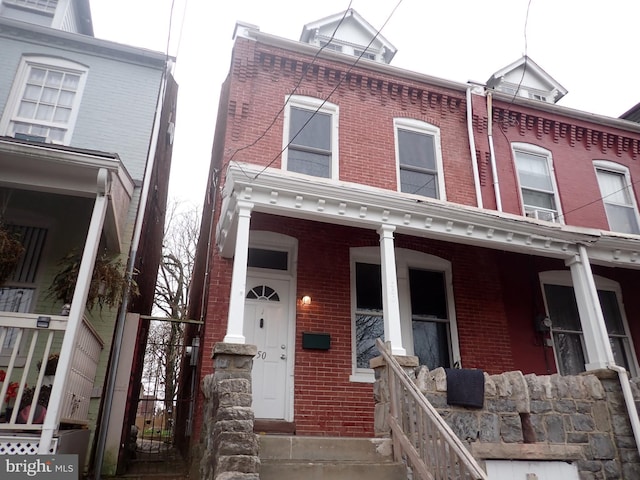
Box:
left=48, top=250, right=138, bottom=310
left=0, top=223, right=25, bottom=286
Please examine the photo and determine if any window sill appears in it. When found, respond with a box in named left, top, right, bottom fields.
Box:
left=349, top=372, right=375, bottom=383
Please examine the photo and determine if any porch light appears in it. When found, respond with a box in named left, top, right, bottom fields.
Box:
left=301, top=295, right=312, bottom=306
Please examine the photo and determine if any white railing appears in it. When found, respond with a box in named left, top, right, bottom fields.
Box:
left=0, top=312, right=103, bottom=430
left=376, top=339, right=488, bottom=480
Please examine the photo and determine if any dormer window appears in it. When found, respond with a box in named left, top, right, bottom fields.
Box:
left=354, top=49, right=376, bottom=61
left=300, top=9, right=397, bottom=64
left=487, top=56, right=567, bottom=104
left=320, top=41, right=342, bottom=53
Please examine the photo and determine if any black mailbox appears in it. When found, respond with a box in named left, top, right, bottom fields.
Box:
left=302, top=332, right=331, bottom=350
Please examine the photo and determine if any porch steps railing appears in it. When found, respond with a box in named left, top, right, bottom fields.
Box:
left=0, top=312, right=103, bottom=434
left=376, top=338, right=488, bottom=480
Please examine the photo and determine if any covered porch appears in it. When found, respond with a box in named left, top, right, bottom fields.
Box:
left=218, top=162, right=640, bottom=366
left=0, top=137, right=134, bottom=455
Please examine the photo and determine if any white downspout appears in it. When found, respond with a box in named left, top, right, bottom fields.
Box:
left=466, top=85, right=483, bottom=208
left=608, top=365, right=640, bottom=460
left=38, top=168, right=110, bottom=454
left=486, top=91, right=502, bottom=212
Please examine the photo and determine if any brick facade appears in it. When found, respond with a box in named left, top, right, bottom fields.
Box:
left=186, top=23, right=640, bottom=451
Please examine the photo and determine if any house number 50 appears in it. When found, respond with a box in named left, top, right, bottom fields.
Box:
left=255, top=351, right=266, bottom=360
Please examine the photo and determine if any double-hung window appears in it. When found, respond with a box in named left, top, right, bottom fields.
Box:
left=282, top=96, right=338, bottom=179
left=541, top=272, right=638, bottom=376
left=512, top=144, right=561, bottom=222
left=351, top=248, right=459, bottom=381
left=395, top=119, right=445, bottom=200
left=594, top=161, right=640, bottom=234
left=0, top=56, right=88, bottom=145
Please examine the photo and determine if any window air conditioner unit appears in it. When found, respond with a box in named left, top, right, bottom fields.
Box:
left=525, top=208, right=557, bottom=223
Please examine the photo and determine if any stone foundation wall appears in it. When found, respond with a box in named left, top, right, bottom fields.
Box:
left=374, top=359, right=640, bottom=479
left=198, top=343, right=260, bottom=480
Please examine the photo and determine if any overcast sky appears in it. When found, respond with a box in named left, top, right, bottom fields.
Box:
left=89, top=0, right=640, bottom=207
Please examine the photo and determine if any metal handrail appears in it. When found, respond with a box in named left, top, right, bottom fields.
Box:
left=376, top=339, right=488, bottom=480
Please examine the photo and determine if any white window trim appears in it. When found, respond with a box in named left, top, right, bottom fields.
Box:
left=0, top=55, right=89, bottom=145
left=539, top=270, right=639, bottom=376
left=511, top=142, right=564, bottom=224
left=593, top=160, right=640, bottom=234
left=282, top=95, right=339, bottom=180
left=394, top=118, right=446, bottom=201
left=349, top=246, right=460, bottom=382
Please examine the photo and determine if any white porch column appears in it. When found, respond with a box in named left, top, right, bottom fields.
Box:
left=224, top=201, right=253, bottom=344
left=378, top=225, right=406, bottom=356
left=566, top=244, right=615, bottom=370
left=38, top=169, right=110, bottom=454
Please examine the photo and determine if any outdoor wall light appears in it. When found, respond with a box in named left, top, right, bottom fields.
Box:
left=301, top=295, right=312, bottom=306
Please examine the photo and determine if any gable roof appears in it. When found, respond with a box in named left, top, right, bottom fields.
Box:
left=487, top=56, right=567, bottom=103
left=299, top=9, right=397, bottom=64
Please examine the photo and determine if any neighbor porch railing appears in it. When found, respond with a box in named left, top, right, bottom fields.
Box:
left=0, top=312, right=103, bottom=430
left=376, top=339, right=488, bottom=480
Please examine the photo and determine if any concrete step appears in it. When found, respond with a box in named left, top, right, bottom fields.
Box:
left=259, top=435, right=395, bottom=462
left=259, top=460, right=407, bottom=480
left=259, top=436, right=407, bottom=480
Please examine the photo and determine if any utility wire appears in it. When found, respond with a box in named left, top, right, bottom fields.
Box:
left=247, top=0, right=405, bottom=181
left=492, top=0, right=640, bottom=224
left=225, top=0, right=354, bottom=174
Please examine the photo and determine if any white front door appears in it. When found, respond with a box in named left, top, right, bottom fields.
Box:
left=243, top=277, right=291, bottom=419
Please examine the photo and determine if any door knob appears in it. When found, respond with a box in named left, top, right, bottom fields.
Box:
left=280, top=354, right=286, bottom=360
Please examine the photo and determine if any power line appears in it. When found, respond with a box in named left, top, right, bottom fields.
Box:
left=246, top=0, right=405, bottom=181
left=227, top=0, right=404, bottom=180
left=224, top=1, right=354, bottom=175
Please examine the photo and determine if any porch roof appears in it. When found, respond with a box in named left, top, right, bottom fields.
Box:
left=0, top=137, right=134, bottom=252
left=218, top=163, right=640, bottom=270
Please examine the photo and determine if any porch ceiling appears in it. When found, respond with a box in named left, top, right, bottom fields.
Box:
left=0, top=138, right=134, bottom=252
left=218, top=163, right=640, bottom=270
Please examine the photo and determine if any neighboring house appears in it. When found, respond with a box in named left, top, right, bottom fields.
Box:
left=181, top=8, right=640, bottom=477
left=0, top=0, right=177, bottom=476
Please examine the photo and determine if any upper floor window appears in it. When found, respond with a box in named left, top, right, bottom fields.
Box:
left=3, top=0, right=57, bottom=14
left=594, top=161, right=640, bottom=234
left=282, top=96, right=339, bottom=180
left=0, top=56, right=88, bottom=145
left=512, top=144, right=561, bottom=222
left=394, top=118, right=445, bottom=200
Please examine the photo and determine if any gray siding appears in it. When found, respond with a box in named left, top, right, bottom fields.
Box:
left=0, top=5, right=53, bottom=27
left=0, top=33, right=163, bottom=181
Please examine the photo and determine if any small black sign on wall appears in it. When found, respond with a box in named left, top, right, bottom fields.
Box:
left=302, top=332, right=331, bottom=350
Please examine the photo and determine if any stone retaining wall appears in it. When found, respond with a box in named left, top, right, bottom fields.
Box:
left=374, top=358, right=640, bottom=479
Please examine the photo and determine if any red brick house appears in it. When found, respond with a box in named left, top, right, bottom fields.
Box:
left=179, top=8, right=640, bottom=456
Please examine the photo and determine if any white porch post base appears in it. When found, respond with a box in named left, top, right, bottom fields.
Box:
left=378, top=225, right=406, bottom=356
left=566, top=245, right=615, bottom=371
left=224, top=201, right=253, bottom=344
